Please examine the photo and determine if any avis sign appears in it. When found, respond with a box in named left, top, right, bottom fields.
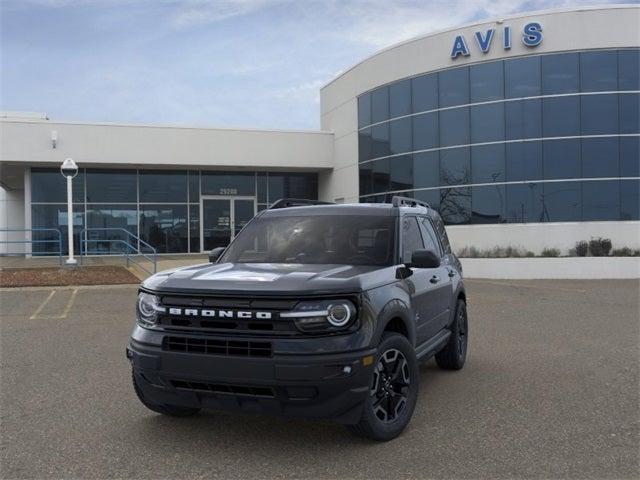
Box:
left=450, top=22, right=543, bottom=59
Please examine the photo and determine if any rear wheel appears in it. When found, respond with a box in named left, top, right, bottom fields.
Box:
left=132, top=370, right=200, bottom=417
left=347, top=333, right=419, bottom=441
left=435, top=299, right=468, bottom=370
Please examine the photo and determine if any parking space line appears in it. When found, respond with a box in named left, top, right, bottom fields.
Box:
left=29, top=290, right=56, bottom=320
left=30, top=288, right=79, bottom=320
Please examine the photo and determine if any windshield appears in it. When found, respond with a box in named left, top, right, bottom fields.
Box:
left=220, top=215, right=396, bottom=266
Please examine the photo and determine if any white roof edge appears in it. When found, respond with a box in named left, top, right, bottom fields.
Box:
left=320, top=4, right=639, bottom=91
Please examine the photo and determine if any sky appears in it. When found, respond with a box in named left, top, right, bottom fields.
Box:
left=0, top=0, right=631, bottom=130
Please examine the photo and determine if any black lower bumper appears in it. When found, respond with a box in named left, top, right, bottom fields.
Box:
left=128, top=338, right=376, bottom=424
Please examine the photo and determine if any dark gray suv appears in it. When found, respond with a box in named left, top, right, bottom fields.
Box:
left=128, top=196, right=468, bottom=441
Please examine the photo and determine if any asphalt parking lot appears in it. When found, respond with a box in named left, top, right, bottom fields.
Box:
left=1, top=279, right=638, bottom=479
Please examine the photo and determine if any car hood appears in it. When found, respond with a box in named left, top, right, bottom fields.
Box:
left=142, top=262, right=396, bottom=296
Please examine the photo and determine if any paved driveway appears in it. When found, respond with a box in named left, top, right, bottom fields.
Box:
left=1, top=280, right=638, bottom=479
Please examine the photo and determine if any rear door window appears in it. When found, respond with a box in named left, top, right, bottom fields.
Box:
left=401, top=216, right=424, bottom=263
left=418, top=217, right=441, bottom=256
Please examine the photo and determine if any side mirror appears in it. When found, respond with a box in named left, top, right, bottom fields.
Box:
left=410, top=249, right=440, bottom=269
left=208, top=247, right=226, bottom=263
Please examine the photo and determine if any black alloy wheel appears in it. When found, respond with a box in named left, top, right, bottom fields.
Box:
left=371, top=348, right=411, bottom=423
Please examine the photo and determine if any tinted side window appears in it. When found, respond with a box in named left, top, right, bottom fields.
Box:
left=402, top=217, right=424, bottom=263
left=433, top=216, right=452, bottom=254
left=418, top=217, right=441, bottom=255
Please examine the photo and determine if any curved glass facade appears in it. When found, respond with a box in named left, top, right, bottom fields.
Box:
left=357, top=49, right=640, bottom=224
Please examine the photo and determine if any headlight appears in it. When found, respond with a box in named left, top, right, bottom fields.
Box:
left=136, top=292, right=164, bottom=327
left=281, top=299, right=356, bottom=333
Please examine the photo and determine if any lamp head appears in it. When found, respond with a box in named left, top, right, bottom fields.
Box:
left=60, top=158, right=78, bottom=179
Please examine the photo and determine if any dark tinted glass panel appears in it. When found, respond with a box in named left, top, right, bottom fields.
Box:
left=505, top=56, right=541, bottom=98
left=440, top=148, right=470, bottom=186
left=31, top=204, right=84, bottom=255
left=390, top=155, right=413, bottom=191
left=371, top=87, right=389, bottom=123
left=413, top=152, right=439, bottom=189
left=470, top=103, right=505, bottom=143
left=202, top=172, right=254, bottom=196
left=188, top=171, right=200, bottom=202
left=581, top=51, right=618, bottom=92
left=543, top=139, right=580, bottom=180
left=542, top=96, right=580, bottom=137
left=85, top=205, right=137, bottom=254
left=472, top=185, right=506, bottom=224
left=439, top=67, right=469, bottom=107
left=506, top=183, right=543, bottom=223
left=359, top=128, right=373, bottom=162
left=412, top=73, right=438, bottom=113
left=31, top=168, right=84, bottom=203
left=506, top=142, right=543, bottom=182
left=139, top=170, right=187, bottom=203
left=372, top=158, right=390, bottom=193
left=582, top=137, right=619, bottom=178
left=256, top=173, right=267, bottom=203
left=470, top=61, right=504, bottom=102
left=358, top=93, right=371, bottom=128
left=440, top=187, right=471, bottom=225
left=86, top=170, right=136, bottom=203
left=139, top=205, right=188, bottom=253
left=371, top=123, right=390, bottom=158
left=543, top=182, right=581, bottom=222
left=359, top=163, right=373, bottom=196
left=621, top=179, right=640, bottom=220
left=439, top=107, right=469, bottom=147
left=189, top=204, right=200, bottom=252
left=414, top=189, right=440, bottom=211
left=620, top=93, right=639, bottom=134
left=412, top=112, right=438, bottom=150
left=389, top=79, right=411, bottom=118
left=582, top=180, right=620, bottom=221
left=505, top=99, right=542, bottom=140
left=471, top=144, right=505, bottom=184
left=389, top=117, right=412, bottom=155
left=267, top=173, right=317, bottom=202
left=541, top=53, right=579, bottom=94
left=619, top=49, right=640, bottom=91
left=418, top=217, right=440, bottom=255
left=620, top=137, right=640, bottom=177
left=402, top=217, right=424, bottom=264
left=581, top=94, right=619, bottom=135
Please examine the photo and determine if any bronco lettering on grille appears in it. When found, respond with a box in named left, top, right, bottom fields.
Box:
left=167, top=308, right=272, bottom=320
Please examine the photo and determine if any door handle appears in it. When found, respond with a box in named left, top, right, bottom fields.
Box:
left=448, top=269, right=456, bottom=278
left=430, top=275, right=440, bottom=284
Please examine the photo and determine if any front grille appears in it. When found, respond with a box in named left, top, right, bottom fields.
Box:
left=164, top=336, right=272, bottom=357
left=171, top=380, right=275, bottom=398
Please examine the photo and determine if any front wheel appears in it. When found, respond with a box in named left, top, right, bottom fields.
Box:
left=347, top=333, right=419, bottom=441
left=435, top=299, right=468, bottom=370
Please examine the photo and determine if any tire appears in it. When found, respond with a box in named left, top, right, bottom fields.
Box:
left=347, top=333, right=419, bottom=442
left=132, top=370, right=200, bottom=417
left=435, top=299, right=468, bottom=370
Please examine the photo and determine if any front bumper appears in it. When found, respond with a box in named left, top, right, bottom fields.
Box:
left=128, top=328, right=376, bottom=424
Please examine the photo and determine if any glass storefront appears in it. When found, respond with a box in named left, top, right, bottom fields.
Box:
left=357, top=48, right=640, bottom=225
left=31, top=168, right=317, bottom=255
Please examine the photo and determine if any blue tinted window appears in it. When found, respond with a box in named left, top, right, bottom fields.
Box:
left=31, top=168, right=85, bottom=203
left=414, top=189, right=440, bottom=211
left=371, top=87, right=389, bottom=123
left=543, top=182, right=581, bottom=222
left=31, top=204, right=84, bottom=255
left=189, top=171, right=200, bottom=202
left=359, top=164, right=373, bottom=196
left=581, top=94, right=619, bottom=135
left=439, top=107, right=469, bottom=147
left=620, top=137, right=640, bottom=177
left=505, top=56, right=541, bottom=98
left=582, top=180, right=620, bottom=221
left=470, top=61, right=504, bottom=102
left=620, top=93, right=639, bottom=134
left=541, top=53, right=579, bottom=94
left=139, top=170, right=187, bottom=203
left=86, top=205, right=138, bottom=244
left=412, top=112, right=438, bottom=151
left=505, top=99, right=542, bottom=140
left=439, top=67, right=469, bottom=107
left=390, top=155, right=413, bottom=191
left=543, top=96, right=580, bottom=137
left=582, top=138, right=619, bottom=178
left=581, top=51, right=618, bottom=92
left=358, top=94, right=371, bottom=128
left=86, top=169, right=136, bottom=203
left=372, top=158, right=390, bottom=193
left=139, top=205, right=188, bottom=253
left=359, top=128, right=372, bottom=162
left=543, top=139, right=580, bottom=180
left=390, top=79, right=411, bottom=118
left=189, top=204, right=199, bottom=252
left=506, top=183, right=543, bottom=223
left=440, top=187, right=471, bottom=225
left=389, top=117, right=412, bottom=155
left=621, top=179, right=640, bottom=220
left=472, top=185, right=506, bottom=224
left=412, top=73, right=438, bottom=112
left=619, top=49, right=640, bottom=91
left=440, top=147, right=470, bottom=186
left=471, top=144, right=505, bottom=184
left=506, top=142, right=543, bottom=182
left=371, top=124, right=390, bottom=158
left=470, top=103, right=505, bottom=143
left=413, top=152, right=439, bottom=189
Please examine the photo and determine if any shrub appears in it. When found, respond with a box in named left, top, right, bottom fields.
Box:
left=540, top=248, right=561, bottom=257
left=575, top=241, right=589, bottom=257
left=611, top=247, right=640, bottom=257
left=589, top=237, right=612, bottom=257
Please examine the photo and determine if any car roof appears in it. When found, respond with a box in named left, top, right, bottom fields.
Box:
left=260, top=202, right=438, bottom=218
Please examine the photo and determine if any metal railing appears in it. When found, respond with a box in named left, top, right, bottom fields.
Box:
left=0, top=228, right=63, bottom=265
left=79, top=228, right=157, bottom=275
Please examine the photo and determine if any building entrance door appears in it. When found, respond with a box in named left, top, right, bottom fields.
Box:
left=200, top=196, right=256, bottom=252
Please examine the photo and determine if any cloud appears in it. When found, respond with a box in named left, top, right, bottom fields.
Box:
left=169, top=0, right=279, bottom=29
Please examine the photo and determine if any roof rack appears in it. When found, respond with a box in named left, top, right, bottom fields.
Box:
left=269, top=198, right=335, bottom=210
left=391, top=195, right=431, bottom=209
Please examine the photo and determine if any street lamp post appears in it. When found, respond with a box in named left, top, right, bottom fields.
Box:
left=60, top=158, right=78, bottom=265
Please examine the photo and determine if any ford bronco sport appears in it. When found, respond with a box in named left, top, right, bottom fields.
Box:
left=128, top=196, right=468, bottom=441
